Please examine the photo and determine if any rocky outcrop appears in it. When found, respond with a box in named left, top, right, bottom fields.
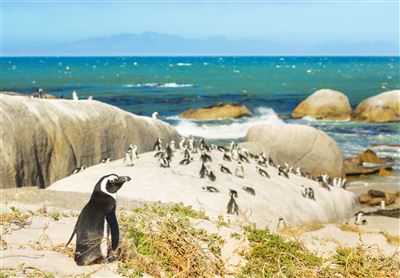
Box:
left=344, top=149, right=394, bottom=176
left=359, top=190, right=399, bottom=206
left=291, top=89, right=352, bottom=120
left=179, top=103, right=252, bottom=120
left=353, top=90, right=400, bottom=122
left=0, top=94, right=179, bottom=188
left=245, top=123, right=344, bottom=177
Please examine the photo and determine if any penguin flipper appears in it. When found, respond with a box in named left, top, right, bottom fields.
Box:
left=106, top=206, right=119, bottom=251
left=65, top=226, right=77, bottom=247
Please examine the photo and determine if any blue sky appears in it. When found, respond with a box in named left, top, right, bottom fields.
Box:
left=2, top=0, right=399, bottom=54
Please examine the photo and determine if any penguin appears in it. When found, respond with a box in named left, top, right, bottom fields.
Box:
left=231, top=148, right=239, bottom=161
left=72, top=90, right=78, bottom=101
left=165, top=143, right=173, bottom=158
left=179, top=157, right=193, bottom=165
left=100, top=158, right=109, bottom=163
left=154, top=151, right=164, bottom=158
left=242, top=186, right=255, bottom=196
left=295, top=167, right=302, bottom=176
left=217, top=145, right=228, bottom=152
left=188, top=136, right=195, bottom=152
left=129, top=144, right=139, bottom=159
left=152, top=112, right=159, bottom=120
left=319, top=181, right=331, bottom=191
left=220, top=164, right=232, bottom=175
left=179, top=137, right=186, bottom=150
left=256, top=166, right=270, bottom=178
left=223, top=152, right=232, bottom=162
left=361, top=219, right=368, bottom=225
left=235, top=162, right=244, bottom=178
left=301, top=185, right=308, bottom=198
left=88, top=96, right=93, bottom=101
left=66, top=174, right=131, bottom=266
left=238, top=153, right=250, bottom=163
left=38, top=88, right=45, bottom=99
left=199, top=138, right=210, bottom=152
left=277, top=217, right=287, bottom=230
left=200, top=151, right=212, bottom=163
left=278, top=166, right=289, bottom=179
left=169, top=140, right=176, bottom=152
left=123, top=149, right=134, bottom=167
left=199, top=163, right=207, bottom=179
left=206, top=165, right=216, bottom=182
left=227, top=190, right=239, bottom=215
left=183, top=147, right=191, bottom=160
left=229, top=141, right=235, bottom=152
left=340, top=178, right=347, bottom=189
left=354, top=211, right=364, bottom=225
left=72, top=166, right=85, bottom=174
left=153, top=138, right=162, bottom=151
left=158, top=154, right=170, bottom=168
left=307, top=187, right=315, bottom=200
left=202, top=186, right=219, bottom=193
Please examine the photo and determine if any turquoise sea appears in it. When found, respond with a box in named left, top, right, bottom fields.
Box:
left=1, top=56, right=399, bottom=190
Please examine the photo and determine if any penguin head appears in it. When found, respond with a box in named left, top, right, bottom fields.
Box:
left=96, top=174, right=131, bottom=198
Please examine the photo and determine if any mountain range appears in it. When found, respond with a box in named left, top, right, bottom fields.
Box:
left=4, top=32, right=398, bottom=56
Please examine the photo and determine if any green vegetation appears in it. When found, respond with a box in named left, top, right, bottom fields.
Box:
left=117, top=203, right=224, bottom=277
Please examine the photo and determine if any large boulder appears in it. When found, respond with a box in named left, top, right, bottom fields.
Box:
left=0, top=94, right=179, bottom=188
left=245, top=123, right=344, bottom=177
left=353, top=90, right=400, bottom=122
left=179, top=103, right=252, bottom=120
left=291, top=89, right=352, bottom=120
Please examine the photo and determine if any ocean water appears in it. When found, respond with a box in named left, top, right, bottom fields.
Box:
left=1, top=56, right=400, bottom=189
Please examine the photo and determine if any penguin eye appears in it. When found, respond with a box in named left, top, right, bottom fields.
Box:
left=108, top=176, right=117, bottom=184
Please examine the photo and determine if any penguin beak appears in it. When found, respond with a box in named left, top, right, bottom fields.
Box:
left=118, top=176, right=131, bottom=183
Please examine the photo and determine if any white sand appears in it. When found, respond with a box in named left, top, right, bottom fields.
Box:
left=48, top=149, right=357, bottom=230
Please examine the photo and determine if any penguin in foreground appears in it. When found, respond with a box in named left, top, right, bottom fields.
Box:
left=66, top=174, right=131, bottom=266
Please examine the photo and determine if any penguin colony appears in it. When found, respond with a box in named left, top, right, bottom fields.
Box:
left=124, top=137, right=349, bottom=227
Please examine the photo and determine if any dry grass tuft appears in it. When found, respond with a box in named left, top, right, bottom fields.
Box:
left=337, top=223, right=361, bottom=233
left=116, top=203, right=226, bottom=277
left=380, top=231, right=400, bottom=245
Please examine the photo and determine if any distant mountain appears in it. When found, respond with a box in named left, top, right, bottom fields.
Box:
left=3, top=31, right=399, bottom=56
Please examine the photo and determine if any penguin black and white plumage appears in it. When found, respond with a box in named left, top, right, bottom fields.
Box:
left=188, top=136, right=195, bottom=152
left=100, top=157, right=111, bottom=163
left=319, top=181, right=331, bottom=191
left=72, top=90, right=78, bottom=101
left=202, top=186, right=219, bottom=193
left=277, top=217, right=287, bottom=230
left=200, top=151, right=212, bottom=163
left=199, top=138, right=210, bottom=152
left=227, top=189, right=239, bottom=215
left=152, top=112, right=159, bottom=120
left=235, top=162, right=244, bottom=178
left=278, top=166, right=289, bottom=179
left=179, top=137, right=186, bottom=150
left=72, top=166, right=85, bottom=174
left=153, top=138, right=162, bottom=151
left=256, top=166, right=270, bottom=178
left=223, top=152, right=232, bottom=162
left=165, top=143, right=173, bottom=158
left=169, top=140, right=176, bottom=152
left=238, top=153, right=250, bottom=163
left=242, top=186, right=255, bottom=196
left=123, top=149, right=134, bottom=167
left=66, top=174, right=131, bottom=266
left=217, top=145, right=228, bottom=152
left=183, top=147, right=191, bottom=160
left=158, top=154, right=170, bottom=168
left=199, top=163, right=207, bottom=179
left=205, top=165, right=216, bottom=182
left=179, top=157, right=193, bottom=165
left=220, top=164, right=232, bottom=175
left=301, top=185, right=308, bottom=198
left=307, top=187, right=315, bottom=200
left=354, top=211, right=364, bottom=225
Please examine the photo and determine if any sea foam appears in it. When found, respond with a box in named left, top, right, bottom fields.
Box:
left=173, top=107, right=282, bottom=139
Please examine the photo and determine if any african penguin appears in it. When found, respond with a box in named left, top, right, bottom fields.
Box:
left=153, top=138, right=162, bottom=151
left=220, top=164, right=232, bottom=175
left=152, top=112, right=159, bottom=120
left=72, top=90, right=78, bottom=101
left=277, top=217, right=287, bottom=230
left=256, top=166, right=270, bottom=178
left=235, top=162, right=244, bottom=178
left=66, top=174, right=131, bottom=266
left=202, top=186, right=219, bottom=193
left=227, top=190, right=239, bottom=215
left=242, top=186, right=255, bottom=196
